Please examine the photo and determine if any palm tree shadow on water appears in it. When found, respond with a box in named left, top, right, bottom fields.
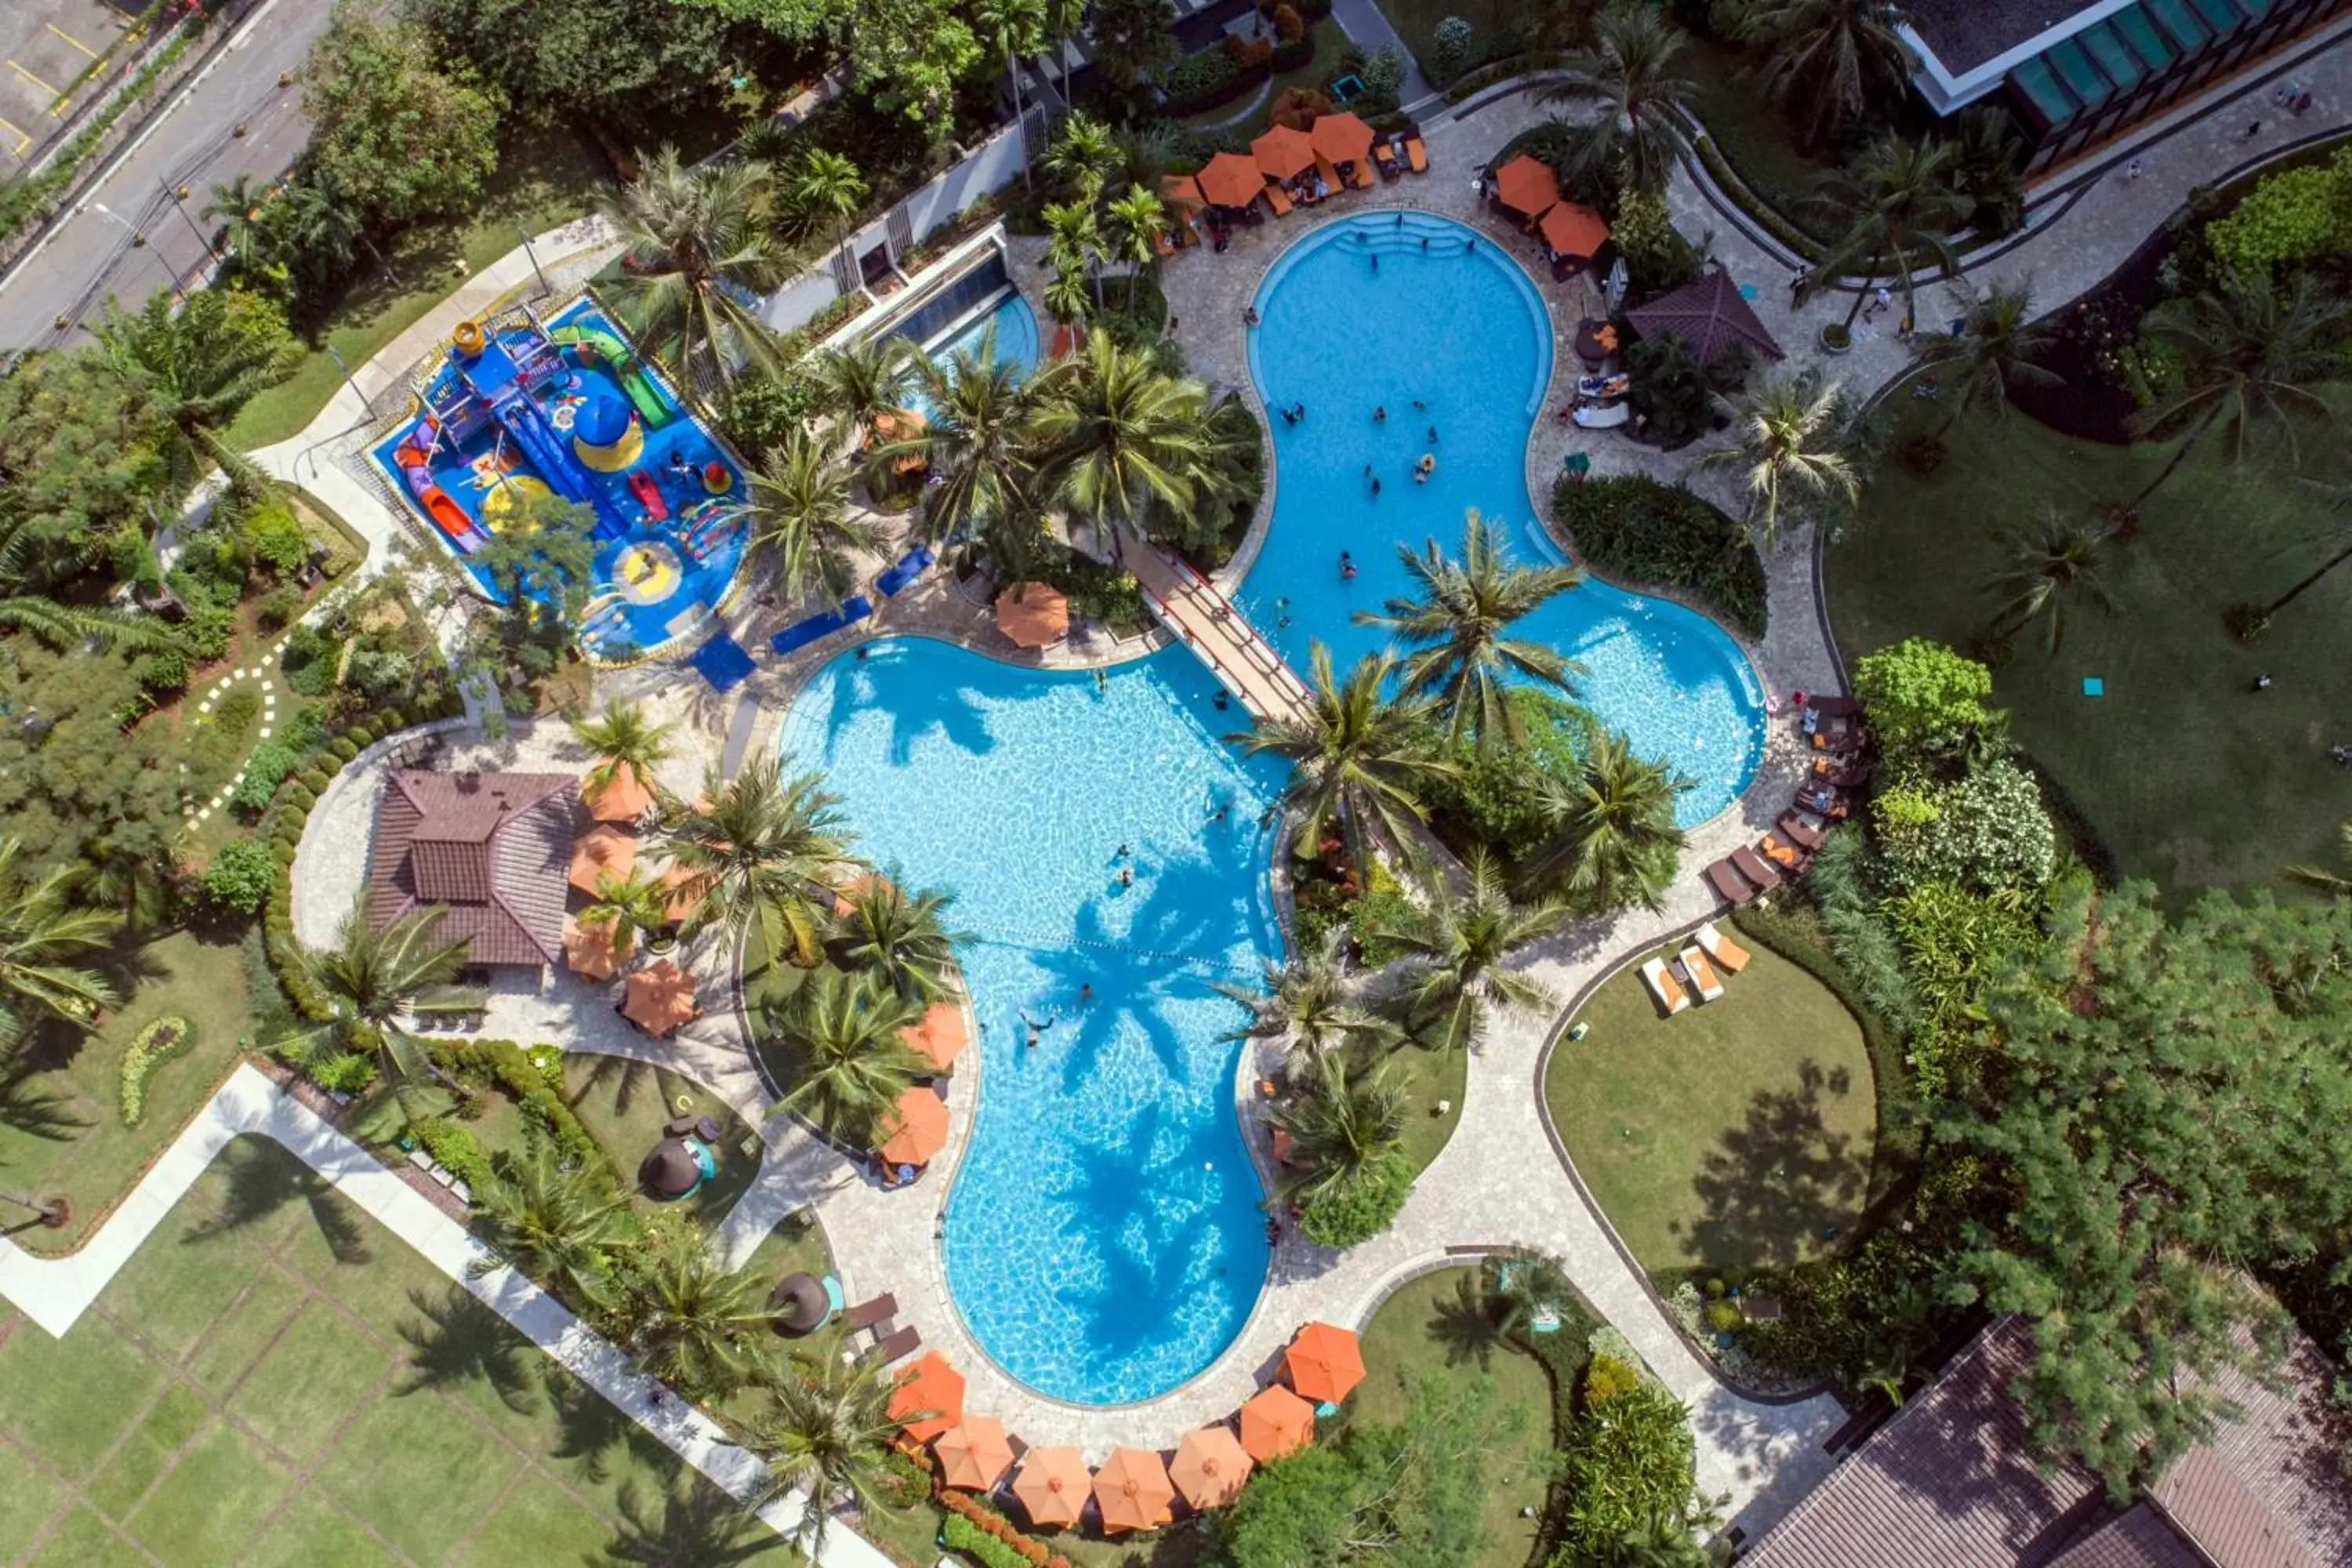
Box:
left=182, top=1140, right=372, bottom=1265
left=1681, top=1059, right=1872, bottom=1276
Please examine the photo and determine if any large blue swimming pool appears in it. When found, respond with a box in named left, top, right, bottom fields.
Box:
left=1240, top=212, right=1765, bottom=823
left=782, top=638, right=1283, bottom=1405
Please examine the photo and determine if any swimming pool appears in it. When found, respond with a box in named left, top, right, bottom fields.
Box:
left=782, top=637, right=1283, bottom=1405
left=1240, top=212, right=1765, bottom=823
left=903, top=290, right=1043, bottom=423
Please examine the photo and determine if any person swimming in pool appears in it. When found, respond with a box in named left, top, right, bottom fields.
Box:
left=1339, top=550, right=1357, bottom=579
left=1374, top=406, right=1385, bottom=423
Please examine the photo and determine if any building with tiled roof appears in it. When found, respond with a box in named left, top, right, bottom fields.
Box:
left=364, top=770, right=579, bottom=968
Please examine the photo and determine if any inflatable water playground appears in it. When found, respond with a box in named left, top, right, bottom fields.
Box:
left=371, top=298, right=750, bottom=662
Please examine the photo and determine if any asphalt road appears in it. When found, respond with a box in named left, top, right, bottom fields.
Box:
left=0, top=0, right=336, bottom=350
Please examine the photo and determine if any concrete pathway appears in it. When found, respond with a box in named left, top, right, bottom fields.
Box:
left=1329, top=0, right=1436, bottom=107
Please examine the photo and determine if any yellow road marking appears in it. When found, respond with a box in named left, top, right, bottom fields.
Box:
left=7, top=60, right=58, bottom=96
left=45, top=23, right=96, bottom=59
left=0, top=112, right=27, bottom=154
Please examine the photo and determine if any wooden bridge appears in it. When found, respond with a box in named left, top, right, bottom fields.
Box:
left=1123, top=538, right=1312, bottom=728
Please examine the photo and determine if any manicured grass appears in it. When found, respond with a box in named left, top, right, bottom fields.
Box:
left=1549, top=943, right=1877, bottom=1278
left=1372, top=0, right=1513, bottom=87
left=561, top=1053, right=764, bottom=1223
left=0, top=1135, right=797, bottom=1565
left=1679, top=36, right=1838, bottom=248
left=1393, top=1040, right=1467, bottom=1178
left=1828, top=392, right=2352, bottom=898
left=0, top=928, right=254, bottom=1256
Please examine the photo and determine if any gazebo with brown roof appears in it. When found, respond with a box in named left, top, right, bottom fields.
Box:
left=1625, top=269, right=1786, bottom=368
left=1492, top=153, right=1560, bottom=218
left=365, top=769, right=579, bottom=968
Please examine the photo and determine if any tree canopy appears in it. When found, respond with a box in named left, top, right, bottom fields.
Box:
left=304, top=3, right=504, bottom=229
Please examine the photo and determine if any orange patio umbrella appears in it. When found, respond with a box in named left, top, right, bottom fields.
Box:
left=1284, top=1321, right=1365, bottom=1404
left=568, top=823, right=637, bottom=897
left=561, top=917, right=624, bottom=982
left=903, top=999, right=971, bottom=1073
left=1160, top=172, right=1206, bottom=209
left=1012, top=1446, right=1090, bottom=1528
left=581, top=762, right=655, bottom=823
left=1196, top=151, right=1266, bottom=209
left=993, top=583, right=1069, bottom=649
left=1171, top=1425, right=1254, bottom=1510
left=620, top=958, right=699, bottom=1036
left=1493, top=152, right=1561, bottom=218
left=1251, top=124, right=1316, bottom=181
left=878, top=1085, right=949, bottom=1167
left=889, top=1350, right=966, bottom=1443
left=1093, top=1446, right=1175, bottom=1534
left=1308, top=111, right=1374, bottom=166
left=934, top=1414, right=1016, bottom=1491
left=652, top=861, right=700, bottom=924
left=1237, top=1384, right=1316, bottom=1461
left=1538, top=200, right=1610, bottom=259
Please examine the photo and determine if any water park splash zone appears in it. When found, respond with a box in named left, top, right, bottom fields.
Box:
left=370, top=297, right=750, bottom=662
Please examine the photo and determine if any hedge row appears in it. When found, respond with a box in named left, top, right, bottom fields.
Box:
left=937, top=1491, right=1073, bottom=1568
left=428, top=1036, right=604, bottom=1175
left=1161, top=49, right=1268, bottom=117
left=1548, top=474, right=1769, bottom=640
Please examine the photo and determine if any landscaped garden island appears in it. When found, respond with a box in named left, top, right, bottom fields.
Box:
left=5, top=1, right=2352, bottom=1564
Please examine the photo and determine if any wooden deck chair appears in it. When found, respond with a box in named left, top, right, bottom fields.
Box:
left=1695, top=922, right=1751, bottom=974
left=1405, top=135, right=1428, bottom=172
left=1679, top=946, right=1726, bottom=1002
left=1639, top=957, right=1691, bottom=1016
left=1263, top=181, right=1294, bottom=216
left=1348, top=159, right=1376, bottom=190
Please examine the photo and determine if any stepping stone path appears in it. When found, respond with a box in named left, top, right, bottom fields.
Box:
left=178, top=583, right=361, bottom=828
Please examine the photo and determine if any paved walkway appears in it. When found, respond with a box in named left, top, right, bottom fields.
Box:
left=1328, top=0, right=1435, bottom=106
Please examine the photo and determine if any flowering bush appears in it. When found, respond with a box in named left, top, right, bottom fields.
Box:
left=1876, top=761, right=2056, bottom=895
left=120, top=1017, right=195, bottom=1127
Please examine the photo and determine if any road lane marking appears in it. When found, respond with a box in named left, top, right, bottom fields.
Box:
left=0, top=114, right=28, bottom=154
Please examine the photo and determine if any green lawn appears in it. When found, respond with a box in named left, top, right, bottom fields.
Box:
left=1828, top=391, right=2352, bottom=898
left=1393, top=1041, right=1467, bottom=1178
left=0, top=930, right=256, bottom=1257
left=1548, top=943, right=1878, bottom=1279
left=1679, top=36, right=1838, bottom=249
left=0, top=1135, right=797, bottom=1565
left=1372, top=0, right=1512, bottom=88
left=225, top=129, right=614, bottom=452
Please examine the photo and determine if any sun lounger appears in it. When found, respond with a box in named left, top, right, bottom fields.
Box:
left=862, top=1323, right=921, bottom=1366
left=842, top=1292, right=898, bottom=1331
left=1263, top=181, right=1294, bottom=216
left=1639, top=957, right=1691, bottom=1016
left=1730, top=845, right=1783, bottom=891
left=1405, top=135, right=1428, bottom=172
left=1695, top=921, right=1750, bottom=973
left=1812, top=757, right=1872, bottom=787
left=1704, top=858, right=1756, bottom=906
left=1808, top=695, right=1862, bottom=718
left=1348, top=160, right=1376, bottom=190
left=1374, top=141, right=1399, bottom=176
left=1679, top=946, right=1726, bottom=1002
left=1760, top=833, right=1810, bottom=872
left=1778, top=811, right=1827, bottom=851
left=1795, top=783, right=1851, bottom=819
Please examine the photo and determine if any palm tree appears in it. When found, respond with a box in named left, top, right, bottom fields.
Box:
left=869, top=332, right=1047, bottom=574
left=583, top=866, right=676, bottom=964
left=1982, top=507, right=2118, bottom=654
left=629, top=1247, right=771, bottom=1400
left=1909, top=279, right=2060, bottom=433
left=2287, top=821, right=2352, bottom=895
left=471, top=1145, right=630, bottom=1309
left=1032, top=334, right=1217, bottom=547
left=2249, top=479, right=2352, bottom=626
left=657, top=757, right=852, bottom=970
left=746, top=427, right=886, bottom=608
left=974, top=0, right=1047, bottom=191
left=1042, top=197, right=1106, bottom=311
left=1739, top=0, right=1915, bottom=151
left=1087, top=0, right=1180, bottom=95
left=749, top=1354, right=908, bottom=1555
left=784, top=148, right=870, bottom=296
left=1039, top=0, right=1090, bottom=97
left=774, top=968, right=930, bottom=1146
left=1215, top=927, right=1395, bottom=1068
left=1271, top=1051, right=1409, bottom=1209
left=203, top=173, right=278, bottom=270
left=1519, top=731, right=1688, bottom=911
left=1229, top=644, right=1454, bottom=860
left=1698, top=366, right=1860, bottom=550
left=1538, top=2, right=1697, bottom=195
left=0, top=508, right=178, bottom=652
left=1806, top=135, right=1969, bottom=332
left=286, top=902, right=475, bottom=1085
left=570, top=700, right=675, bottom=797
left=814, top=336, right=913, bottom=450
left=1950, top=106, right=2029, bottom=238
left=93, top=285, right=299, bottom=492
left=1363, top=852, right=1563, bottom=1053
left=601, top=147, right=786, bottom=387
left=1042, top=110, right=1121, bottom=199
left=0, top=838, right=119, bottom=1054
left=2126, top=274, right=2352, bottom=508
left=1042, top=265, right=1092, bottom=328
left=831, top=879, right=964, bottom=1001
left=1356, top=511, right=1588, bottom=752
left=1103, top=183, right=1166, bottom=310
left=1484, top=1247, right=1573, bottom=1339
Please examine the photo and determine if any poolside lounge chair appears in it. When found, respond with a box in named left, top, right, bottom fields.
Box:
left=1374, top=140, right=1399, bottom=176
left=1778, top=811, right=1827, bottom=851
left=1348, top=159, right=1376, bottom=190
left=1679, top=946, right=1726, bottom=1003
left=1812, top=756, right=1872, bottom=788
left=1263, top=181, right=1294, bottom=216
left=1730, top=845, right=1784, bottom=891
left=1639, top=957, right=1692, bottom=1016
left=862, top=1324, right=922, bottom=1366
left=842, top=1293, right=898, bottom=1331
left=1695, top=922, right=1751, bottom=973
left=1795, top=783, right=1852, bottom=820
left=1405, top=135, right=1428, bottom=172
left=1759, top=833, right=1810, bottom=873
left=1704, top=858, right=1757, bottom=906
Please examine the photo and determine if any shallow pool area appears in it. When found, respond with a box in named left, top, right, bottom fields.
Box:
left=782, top=637, right=1283, bottom=1405
left=903, top=289, right=1042, bottom=423
left=1240, top=212, right=1765, bottom=823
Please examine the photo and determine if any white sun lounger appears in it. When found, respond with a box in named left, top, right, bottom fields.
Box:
left=1639, top=957, right=1690, bottom=1015
left=1679, top=946, right=1726, bottom=1003
left=1695, top=921, right=1751, bottom=973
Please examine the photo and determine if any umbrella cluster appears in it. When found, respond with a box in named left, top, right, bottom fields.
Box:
left=1490, top=152, right=1612, bottom=262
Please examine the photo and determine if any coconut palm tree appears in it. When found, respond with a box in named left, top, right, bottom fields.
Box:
left=1356, top=511, right=1588, bottom=752
left=93, top=285, right=300, bottom=493
left=784, top=148, right=869, bottom=295
left=601, top=147, right=786, bottom=387
left=746, top=426, right=886, bottom=609
left=774, top=968, right=930, bottom=1147
left=471, top=1145, right=630, bottom=1308
left=1698, top=366, right=1860, bottom=550
left=1271, top=1051, right=1409, bottom=1209
left=1950, top=106, right=2029, bottom=238
left=1215, top=927, right=1396, bottom=1068
left=1537, top=1, right=1697, bottom=194
left=657, top=757, right=852, bottom=969
left=570, top=700, right=675, bottom=797
left=628, top=1247, right=771, bottom=1400
left=1087, top=0, right=1180, bottom=95
left=1362, top=852, right=1563, bottom=1053
left=1483, top=1247, right=1573, bottom=1339
left=869, top=331, right=1048, bottom=575
left=974, top=0, right=1047, bottom=191
left=1103, top=183, right=1166, bottom=310
left=2288, top=821, right=2352, bottom=895
left=1032, top=333, right=1218, bottom=548
left=1519, top=731, right=1688, bottom=912
left=831, top=879, right=964, bottom=1001
left=285, top=902, right=477, bottom=1086
left=1146, top=392, right=1261, bottom=557
left=1909, top=279, right=2060, bottom=434
left=1805, top=135, right=1969, bottom=332
left=749, top=1353, right=908, bottom=1555
left=1738, top=0, right=1915, bottom=151
left=1229, top=644, right=1454, bottom=860
left=2126, top=274, right=2352, bottom=508
left=203, top=173, right=278, bottom=270
left=810, top=336, right=914, bottom=455
left=583, top=866, right=676, bottom=964
left=1981, top=508, right=2118, bottom=655
left=0, top=837, right=120, bottom=1055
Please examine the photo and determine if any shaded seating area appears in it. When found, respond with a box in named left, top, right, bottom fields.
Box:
left=993, top=581, right=1070, bottom=650
left=876, top=1080, right=949, bottom=1185
left=1703, top=693, right=1860, bottom=904
left=619, top=957, right=701, bottom=1037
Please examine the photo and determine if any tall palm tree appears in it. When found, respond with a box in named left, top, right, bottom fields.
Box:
left=1739, top=0, right=1915, bottom=151
left=471, top=1145, right=630, bottom=1309
left=1698, top=366, right=1860, bottom=550
left=2127, top=274, right=2352, bottom=508
left=1271, top=1051, right=1409, bottom=1209
left=1215, top=927, right=1395, bottom=1068
left=1806, top=135, right=1969, bottom=332
left=775, top=968, right=930, bottom=1147
left=1042, top=110, right=1121, bottom=199
left=601, top=147, right=786, bottom=388
left=785, top=149, right=870, bottom=296
left=93, top=285, right=299, bottom=492
left=1520, top=731, right=1688, bottom=912
left=746, top=427, right=885, bottom=608
left=583, top=866, right=676, bottom=964
left=1039, top=0, right=1090, bottom=98
left=628, top=1248, right=771, bottom=1401
left=974, top=0, right=1047, bottom=191
left=0, top=838, right=120, bottom=1054
left=1538, top=1, right=1697, bottom=194
left=570, top=700, right=675, bottom=797
left=286, top=903, right=477, bottom=1085
left=2249, top=479, right=2352, bottom=625
left=1229, top=644, right=1454, bottom=860
left=1356, top=511, right=1588, bottom=752
left=814, top=336, right=913, bottom=450
left=749, top=1354, right=908, bottom=1555
left=1363, top=853, right=1563, bottom=1053
left=1950, top=106, right=2029, bottom=238
left=1909, top=279, right=2060, bottom=433
left=657, top=757, right=852, bottom=969
left=869, top=332, right=1047, bottom=575
left=1103, top=183, right=1166, bottom=310
left=831, top=879, right=963, bottom=1001
left=1483, top=1247, right=1573, bottom=1339
left=1982, top=507, right=2117, bottom=654
left=1032, top=334, right=1217, bottom=547
left=1042, top=197, right=1106, bottom=311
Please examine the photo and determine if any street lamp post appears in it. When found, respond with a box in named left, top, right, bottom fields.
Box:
left=163, top=177, right=216, bottom=261
left=515, top=221, right=549, bottom=296
left=325, top=343, right=378, bottom=421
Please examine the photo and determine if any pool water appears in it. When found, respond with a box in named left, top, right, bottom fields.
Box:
left=1240, top=212, right=1765, bottom=823
left=905, top=291, right=1042, bottom=423
left=782, top=637, right=1283, bottom=1405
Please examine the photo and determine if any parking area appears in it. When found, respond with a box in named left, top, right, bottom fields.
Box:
left=0, top=0, right=147, bottom=162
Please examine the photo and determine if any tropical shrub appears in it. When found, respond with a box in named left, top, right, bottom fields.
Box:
left=1163, top=45, right=1249, bottom=112
left=242, top=501, right=310, bottom=577
left=201, top=837, right=279, bottom=916
left=310, top=1051, right=379, bottom=1095
left=1882, top=880, right=2043, bottom=1098
left=120, top=1016, right=196, bottom=1126
left=1431, top=16, right=1474, bottom=81
left=1551, top=1382, right=1697, bottom=1559
left=1362, top=42, right=1406, bottom=97
left=1875, top=760, right=2056, bottom=895
left=413, top=1118, right=492, bottom=1189
left=1295, top=1148, right=1413, bottom=1247
left=2203, top=147, right=2352, bottom=281
left=1612, top=186, right=1700, bottom=294
left=943, top=1514, right=1033, bottom=1568
left=1852, top=638, right=1997, bottom=763
left=1582, top=1352, right=1640, bottom=1408
left=1550, top=474, right=1766, bottom=637
left=234, top=741, right=304, bottom=815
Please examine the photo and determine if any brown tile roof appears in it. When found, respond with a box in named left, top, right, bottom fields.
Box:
left=2042, top=1505, right=2202, bottom=1568
left=2151, top=1335, right=2352, bottom=1568
left=366, top=770, right=579, bottom=967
